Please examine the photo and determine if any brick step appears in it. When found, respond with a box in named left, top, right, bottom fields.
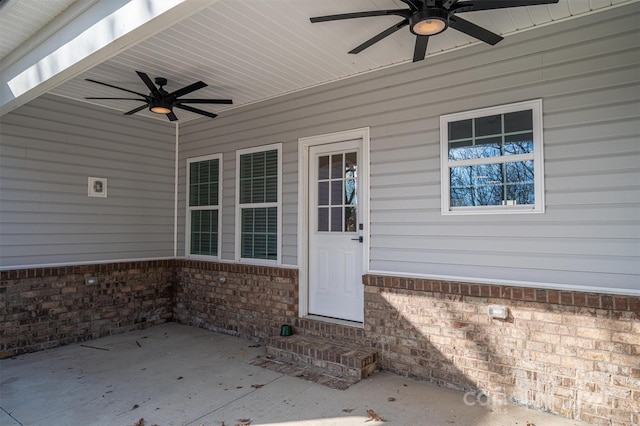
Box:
left=263, top=334, right=378, bottom=382
left=249, top=355, right=361, bottom=390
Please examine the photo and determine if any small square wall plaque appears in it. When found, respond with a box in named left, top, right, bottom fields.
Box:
left=88, top=177, right=107, bottom=197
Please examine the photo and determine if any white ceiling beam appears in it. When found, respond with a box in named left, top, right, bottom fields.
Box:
left=0, top=0, right=216, bottom=117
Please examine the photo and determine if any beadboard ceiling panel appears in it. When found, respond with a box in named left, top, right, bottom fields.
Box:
left=0, top=0, right=80, bottom=60
left=2, top=0, right=635, bottom=122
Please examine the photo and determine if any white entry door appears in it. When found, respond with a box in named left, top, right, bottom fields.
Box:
left=308, top=139, right=364, bottom=322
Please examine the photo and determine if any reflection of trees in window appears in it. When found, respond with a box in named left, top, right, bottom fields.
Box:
left=450, top=161, right=534, bottom=206
left=447, top=110, right=535, bottom=207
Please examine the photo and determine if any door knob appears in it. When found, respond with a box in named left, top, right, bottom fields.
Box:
left=351, top=236, right=363, bottom=243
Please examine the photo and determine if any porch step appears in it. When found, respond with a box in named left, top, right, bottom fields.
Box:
left=250, top=334, right=378, bottom=390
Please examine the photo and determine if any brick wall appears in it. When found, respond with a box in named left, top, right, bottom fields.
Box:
left=364, top=274, right=640, bottom=426
left=0, top=261, right=173, bottom=358
left=173, top=260, right=298, bottom=340
left=2, top=260, right=638, bottom=425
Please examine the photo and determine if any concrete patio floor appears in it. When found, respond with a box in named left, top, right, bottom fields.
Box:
left=0, top=323, right=589, bottom=426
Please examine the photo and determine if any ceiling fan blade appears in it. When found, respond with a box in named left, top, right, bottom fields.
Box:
left=136, top=71, right=161, bottom=97
left=175, top=104, right=218, bottom=119
left=176, top=99, right=233, bottom=104
left=167, top=111, right=179, bottom=121
left=449, top=15, right=503, bottom=45
left=349, top=20, right=409, bottom=54
left=124, top=104, right=149, bottom=115
left=413, top=35, right=429, bottom=62
left=85, top=79, right=148, bottom=98
left=453, top=0, right=558, bottom=12
left=168, top=81, right=207, bottom=99
left=311, top=9, right=410, bottom=23
left=398, top=0, right=423, bottom=11
left=85, top=97, right=147, bottom=101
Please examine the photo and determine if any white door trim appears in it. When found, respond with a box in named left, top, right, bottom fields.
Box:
left=297, top=127, right=370, bottom=319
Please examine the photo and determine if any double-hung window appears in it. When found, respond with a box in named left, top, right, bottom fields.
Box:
left=236, top=144, right=281, bottom=263
left=187, top=154, right=222, bottom=257
left=440, top=99, right=545, bottom=215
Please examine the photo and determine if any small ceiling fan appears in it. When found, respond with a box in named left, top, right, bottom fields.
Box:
left=310, top=0, right=559, bottom=62
left=84, top=71, right=232, bottom=121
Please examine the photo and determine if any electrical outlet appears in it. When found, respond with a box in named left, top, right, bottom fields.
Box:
left=487, top=305, right=508, bottom=319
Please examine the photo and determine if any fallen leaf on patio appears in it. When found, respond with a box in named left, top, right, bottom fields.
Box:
left=236, top=386, right=243, bottom=389
left=132, top=404, right=140, bottom=410
left=251, top=384, right=265, bottom=389
left=133, top=418, right=144, bottom=426
left=248, top=344, right=261, bottom=348
left=365, top=409, right=386, bottom=422
left=527, top=422, right=536, bottom=426
left=177, top=376, right=183, bottom=380
left=343, top=408, right=354, bottom=413
left=387, top=397, right=396, bottom=402
left=236, top=418, right=252, bottom=425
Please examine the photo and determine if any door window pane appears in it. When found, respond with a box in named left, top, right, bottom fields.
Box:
left=318, top=207, right=329, bottom=232
left=316, top=151, right=358, bottom=232
left=345, top=207, right=357, bottom=232
left=318, top=182, right=329, bottom=206
left=318, top=155, right=329, bottom=180
left=331, top=154, right=342, bottom=179
left=331, top=180, right=342, bottom=205
left=331, top=207, right=342, bottom=232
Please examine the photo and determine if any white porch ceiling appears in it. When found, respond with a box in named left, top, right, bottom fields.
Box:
left=1, top=0, right=635, bottom=123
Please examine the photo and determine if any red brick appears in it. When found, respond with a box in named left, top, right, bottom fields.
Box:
left=480, top=285, right=491, bottom=297
left=613, top=296, right=629, bottom=311
left=586, top=294, right=601, bottom=308
left=573, top=292, right=586, bottom=307
left=512, top=288, right=523, bottom=300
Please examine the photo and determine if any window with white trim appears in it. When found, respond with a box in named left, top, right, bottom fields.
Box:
left=236, top=144, right=281, bottom=263
left=440, top=99, right=545, bottom=215
left=187, top=154, right=222, bottom=257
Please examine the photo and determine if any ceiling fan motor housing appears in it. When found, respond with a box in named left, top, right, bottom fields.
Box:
left=149, top=97, right=172, bottom=114
left=409, top=8, right=449, bottom=36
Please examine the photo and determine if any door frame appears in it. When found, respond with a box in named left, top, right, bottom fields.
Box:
left=297, top=127, right=370, bottom=321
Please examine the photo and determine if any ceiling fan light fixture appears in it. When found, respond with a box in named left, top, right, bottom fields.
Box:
left=410, top=9, right=448, bottom=36
left=150, top=106, right=172, bottom=114
left=149, top=99, right=172, bottom=114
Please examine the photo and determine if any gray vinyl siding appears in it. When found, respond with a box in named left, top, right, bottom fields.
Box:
left=0, top=94, right=176, bottom=267
left=179, top=3, right=639, bottom=294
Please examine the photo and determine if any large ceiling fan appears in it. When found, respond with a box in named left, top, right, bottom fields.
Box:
left=310, top=0, right=559, bottom=62
left=85, top=71, right=232, bottom=121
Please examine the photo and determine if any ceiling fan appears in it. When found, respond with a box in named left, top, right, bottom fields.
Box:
left=310, top=0, right=559, bottom=62
left=84, top=71, right=232, bottom=121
